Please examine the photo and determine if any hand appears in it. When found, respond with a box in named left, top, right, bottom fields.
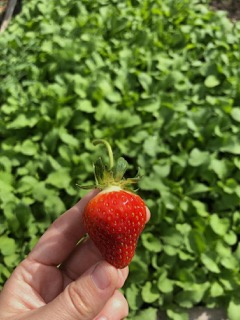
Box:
left=0, top=190, right=150, bottom=320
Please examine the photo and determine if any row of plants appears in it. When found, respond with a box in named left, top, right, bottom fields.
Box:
left=1, top=0, right=240, bottom=319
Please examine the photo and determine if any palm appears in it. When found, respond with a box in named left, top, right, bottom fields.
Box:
left=6, top=262, right=64, bottom=312
left=0, top=191, right=103, bottom=316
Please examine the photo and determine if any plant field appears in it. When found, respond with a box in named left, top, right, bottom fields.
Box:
left=1, top=0, right=240, bottom=319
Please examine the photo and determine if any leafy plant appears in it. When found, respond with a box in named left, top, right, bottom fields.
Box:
left=1, top=0, right=240, bottom=319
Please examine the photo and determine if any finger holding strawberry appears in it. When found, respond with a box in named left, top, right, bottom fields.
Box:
left=82, top=139, right=149, bottom=269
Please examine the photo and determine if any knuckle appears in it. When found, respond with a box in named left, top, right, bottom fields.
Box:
left=66, top=282, right=93, bottom=318
left=117, top=267, right=129, bottom=288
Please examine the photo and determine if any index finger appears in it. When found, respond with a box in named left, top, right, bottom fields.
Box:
left=29, top=189, right=99, bottom=266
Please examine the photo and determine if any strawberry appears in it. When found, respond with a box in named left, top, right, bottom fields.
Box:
left=82, top=139, right=147, bottom=269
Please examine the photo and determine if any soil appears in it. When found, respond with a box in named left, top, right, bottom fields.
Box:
left=210, top=0, right=240, bottom=21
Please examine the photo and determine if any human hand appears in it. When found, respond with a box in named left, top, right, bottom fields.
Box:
left=0, top=190, right=150, bottom=320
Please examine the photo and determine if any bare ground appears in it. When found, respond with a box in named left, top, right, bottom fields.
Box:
left=210, top=0, right=240, bottom=20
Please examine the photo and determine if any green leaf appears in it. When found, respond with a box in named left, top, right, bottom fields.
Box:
left=59, top=129, right=79, bottom=148
left=210, top=158, right=228, bottom=179
left=220, top=136, right=240, bottom=155
left=57, top=107, right=74, bottom=126
left=185, top=229, right=206, bottom=254
left=210, top=214, right=230, bottom=236
left=126, top=283, right=143, bottom=311
left=221, top=255, right=238, bottom=270
left=46, top=169, right=71, bottom=189
left=43, top=129, right=59, bottom=153
left=139, top=175, right=162, bottom=191
left=107, top=90, right=122, bottom=103
left=210, top=281, right=224, bottom=297
left=0, top=172, right=14, bottom=191
left=128, top=258, right=149, bottom=284
left=192, top=200, right=209, bottom=217
left=58, top=145, right=74, bottom=163
left=0, top=237, right=16, bottom=256
left=32, top=182, right=57, bottom=202
left=7, top=114, right=38, bottom=129
left=201, top=253, right=220, bottom=273
left=141, top=281, right=159, bottom=303
left=3, top=201, right=20, bottom=232
left=186, top=183, right=209, bottom=195
left=204, top=75, right=220, bottom=88
left=153, top=161, right=171, bottom=178
left=17, top=176, right=39, bottom=194
left=0, top=264, right=11, bottom=281
left=166, top=308, right=188, bottom=320
left=160, top=191, right=179, bottom=211
left=133, top=308, right=158, bottom=320
left=162, top=228, right=183, bottom=247
left=77, top=100, right=95, bottom=113
left=138, top=73, right=152, bottom=91
left=44, top=195, right=66, bottom=217
left=228, top=298, right=240, bottom=320
left=0, top=156, right=12, bottom=172
left=220, top=273, right=237, bottom=291
left=175, top=268, right=196, bottom=283
left=157, top=271, right=174, bottom=293
left=19, top=139, right=38, bottom=156
left=224, top=231, right=237, bottom=245
left=137, top=97, right=160, bottom=112
left=231, top=107, right=240, bottom=122
left=143, top=136, right=159, bottom=157
left=15, top=202, right=32, bottom=226
left=120, top=112, right=141, bottom=128
left=178, top=250, right=194, bottom=261
left=175, top=283, right=209, bottom=308
left=4, top=253, right=20, bottom=267
left=188, top=148, right=210, bottom=167
left=141, top=233, right=162, bottom=253
left=163, top=245, right=178, bottom=256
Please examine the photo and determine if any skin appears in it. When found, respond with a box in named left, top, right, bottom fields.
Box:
left=0, top=189, right=150, bottom=320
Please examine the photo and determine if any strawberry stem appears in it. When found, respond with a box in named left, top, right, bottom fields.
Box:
left=93, top=139, right=114, bottom=170
left=78, top=139, right=141, bottom=191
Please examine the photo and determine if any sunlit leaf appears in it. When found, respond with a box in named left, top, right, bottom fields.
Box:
left=204, top=75, right=220, bottom=88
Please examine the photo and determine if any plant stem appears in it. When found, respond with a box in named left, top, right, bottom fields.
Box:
left=93, top=139, right=114, bottom=169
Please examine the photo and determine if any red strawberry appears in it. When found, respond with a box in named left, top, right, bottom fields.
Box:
left=82, top=139, right=147, bottom=269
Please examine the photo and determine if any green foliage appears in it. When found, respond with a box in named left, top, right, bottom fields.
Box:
left=1, top=0, right=240, bottom=319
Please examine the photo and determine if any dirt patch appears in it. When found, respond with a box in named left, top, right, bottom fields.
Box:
left=210, top=0, right=240, bottom=21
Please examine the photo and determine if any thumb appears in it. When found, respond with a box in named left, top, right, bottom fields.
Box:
left=32, top=261, right=121, bottom=320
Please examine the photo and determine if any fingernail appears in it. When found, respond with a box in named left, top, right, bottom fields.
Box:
left=92, top=263, right=111, bottom=290
left=96, top=316, right=108, bottom=320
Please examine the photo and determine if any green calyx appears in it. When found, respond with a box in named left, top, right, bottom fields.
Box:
left=82, top=139, right=140, bottom=191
